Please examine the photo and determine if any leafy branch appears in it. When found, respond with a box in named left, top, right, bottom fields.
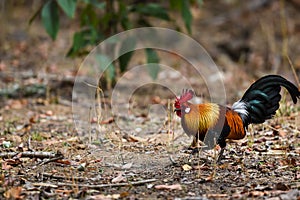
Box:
left=30, top=0, right=201, bottom=87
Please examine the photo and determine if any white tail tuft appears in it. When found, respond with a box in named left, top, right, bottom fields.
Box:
left=232, top=100, right=248, bottom=116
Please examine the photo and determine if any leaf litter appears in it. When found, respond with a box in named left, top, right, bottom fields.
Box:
left=2, top=98, right=298, bottom=199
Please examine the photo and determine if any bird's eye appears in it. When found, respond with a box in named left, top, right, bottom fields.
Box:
left=184, top=107, right=191, bottom=113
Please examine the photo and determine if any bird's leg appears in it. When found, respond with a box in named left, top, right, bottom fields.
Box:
left=188, top=132, right=203, bottom=154
left=191, top=136, right=198, bottom=147
left=188, top=136, right=199, bottom=154
left=215, top=122, right=231, bottom=163
left=216, top=147, right=225, bottom=163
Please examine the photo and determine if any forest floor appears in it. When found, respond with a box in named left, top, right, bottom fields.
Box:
left=0, top=1, right=300, bottom=199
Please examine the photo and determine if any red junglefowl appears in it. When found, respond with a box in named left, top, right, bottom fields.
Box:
left=174, top=75, right=300, bottom=162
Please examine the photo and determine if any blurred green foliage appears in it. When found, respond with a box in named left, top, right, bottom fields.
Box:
left=31, top=0, right=201, bottom=85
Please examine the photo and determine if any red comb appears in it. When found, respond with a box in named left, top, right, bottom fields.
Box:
left=176, top=89, right=194, bottom=104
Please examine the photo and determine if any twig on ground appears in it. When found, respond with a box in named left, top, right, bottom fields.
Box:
left=27, top=136, right=32, bottom=151
left=0, top=151, right=63, bottom=159
left=169, top=155, right=177, bottom=165
left=55, top=178, right=157, bottom=188
left=19, top=172, right=95, bottom=182
left=29, top=179, right=158, bottom=189
left=37, top=155, right=64, bottom=166
left=41, top=173, right=92, bottom=181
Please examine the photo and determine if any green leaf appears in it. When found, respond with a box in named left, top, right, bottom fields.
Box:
left=119, top=1, right=131, bottom=30
left=57, top=0, right=77, bottom=18
left=81, top=0, right=105, bottom=9
left=196, top=0, right=204, bottom=7
left=67, top=27, right=104, bottom=57
left=120, top=16, right=131, bottom=30
left=119, top=51, right=134, bottom=72
left=101, top=12, right=114, bottom=32
left=131, top=3, right=170, bottom=21
left=95, top=54, right=115, bottom=80
left=67, top=35, right=82, bottom=57
left=181, top=0, right=193, bottom=34
left=169, top=0, right=181, bottom=10
left=80, top=4, right=98, bottom=28
left=118, top=37, right=136, bottom=72
left=41, top=0, right=59, bottom=40
left=137, top=18, right=153, bottom=27
left=145, top=48, right=160, bottom=80
left=69, top=32, right=85, bottom=54
left=67, top=30, right=90, bottom=57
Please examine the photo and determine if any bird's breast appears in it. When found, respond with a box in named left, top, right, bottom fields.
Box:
left=181, top=103, right=220, bottom=139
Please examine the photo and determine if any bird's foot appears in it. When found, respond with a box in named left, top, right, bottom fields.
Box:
left=188, top=146, right=200, bottom=155
left=216, top=155, right=223, bottom=164
left=182, top=146, right=201, bottom=154
left=216, top=148, right=225, bottom=164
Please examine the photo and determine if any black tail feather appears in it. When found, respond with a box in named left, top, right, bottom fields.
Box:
left=241, top=75, right=300, bottom=125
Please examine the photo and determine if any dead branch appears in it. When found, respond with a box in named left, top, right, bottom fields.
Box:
left=54, top=178, right=157, bottom=189
left=41, top=173, right=91, bottom=181
left=0, top=151, right=63, bottom=159
left=37, top=155, right=64, bottom=166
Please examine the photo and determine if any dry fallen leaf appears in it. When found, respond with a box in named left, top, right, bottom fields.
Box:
left=6, top=134, right=22, bottom=144
left=205, top=175, right=214, bottom=182
left=125, top=134, right=147, bottom=143
left=155, top=184, right=182, bottom=190
left=122, top=162, right=133, bottom=169
left=55, top=189, right=73, bottom=195
left=89, top=194, right=120, bottom=200
left=0, top=61, right=6, bottom=71
left=120, top=191, right=129, bottom=198
left=182, top=164, right=192, bottom=171
left=192, top=163, right=209, bottom=170
left=90, top=117, right=98, bottom=123
left=4, top=186, right=23, bottom=199
left=207, top=194, right=228, bottom=198
left=6, top=99, right=28, bottom=109
left=249, top=190, right=265, bottom=197
left=5, top=159, right=22, bottom=167
left=296, top=171, right=300, bottom=180
left=76, top=144, right=86, bottom=150
left=56, top=159, right=71, bottom=165
left=29, top=115, right=38, bottom=123
left=1, top=162, right=13, bottom=170
left=147, top=133, right=172, bottom=144
left=39, top=132, right=52, bottom=139
left=274, top=183, right=290, bottom=191
left=42, top=137, right=80, bottom=146
left=45, top=110, right=53, bottom=116
left=112, top=172, right=126, bottom=183
left=100, top=117, right=115, bottom=124
left=278, top=130, right=287, bottom=137
left=151, top=96, right=161, bottom=104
